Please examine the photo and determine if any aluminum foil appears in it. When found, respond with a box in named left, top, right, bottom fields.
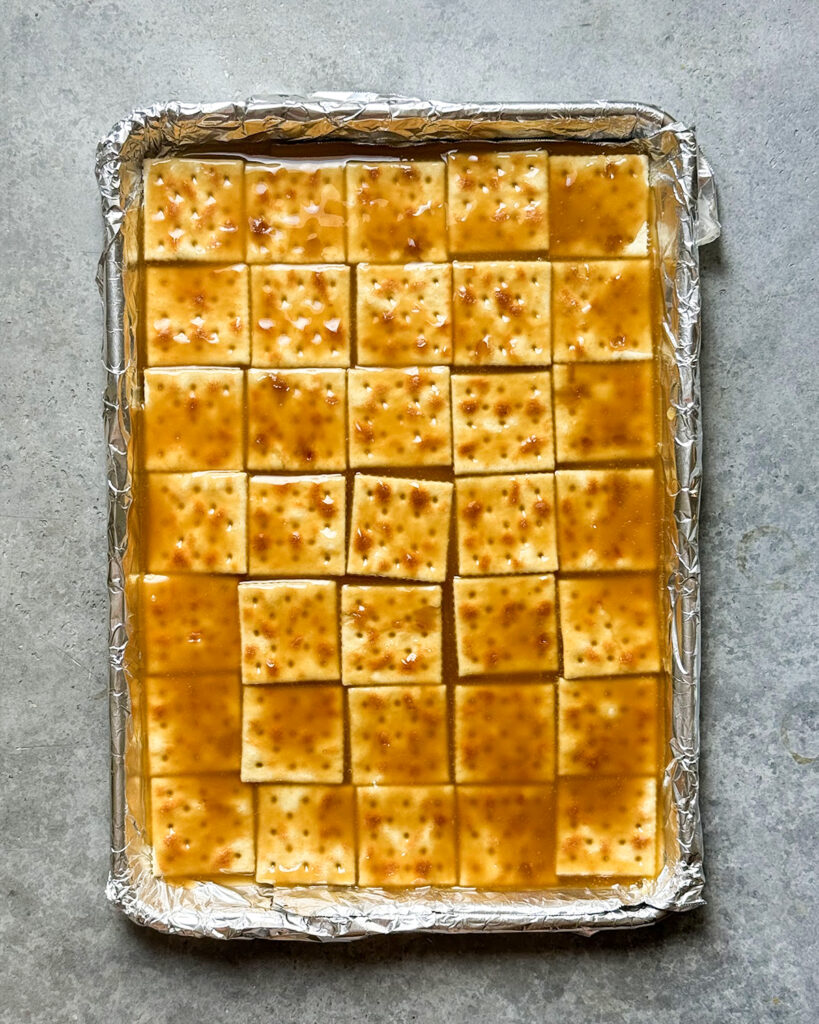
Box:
left=95, top=94, right=719, bottom=939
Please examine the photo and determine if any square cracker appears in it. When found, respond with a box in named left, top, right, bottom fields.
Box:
left=238, top=579, right=339, bottom=683
left=256, top=785, right=355, bottom=885
left=552, top=260, right=652, bottom=362
left=241, top=684, right=344, bottom=783
left=451, top=372, right=554, bottom=474
left=246, top=369, right=346, bottom=472
left=357, top=785, right=456, bottom=886
left=144, top=158, right=244, bottom=262
left=549, top=153, right=649, bottom=258
left=146, top=674, right=241, bottom=775
left=250, top=264, right=350, bottom=367
left=447, top=151, right=549, bottom=254
left=556, top=468, right=657, bottom=571
left=245, top=162, right=345, bottom=263
left=456, top=473, right=557, bottom=575
left=151, top=775, right=254, bottom=876
left=455, top=683, right=555, bottom=783
left=557, top=676, right=659, bottom=775
left=340, top=583, right=442, bottom=684
left=347, top=366, right=452, bottom=468
left=346, top=160, right=446, bottom=263
left=553, top=362, right=656, bottom=463
left=141, top=575, right=240, bottom=675
left=454, top=574, right=558, bottom=676
left=347, top=475, right=453, bottom=582
left=458, top=785, right=556, bottom=887
left=556, top=776, right=657, bottom=877
left=146, top=471, right=247, bottom=575
left=348, top=685, right=449, bottom=784
left=145, top=264, right=250, bottom=366
left=142, top=368, right=244, bottom=472
left=558, top=574, right=661, bottom=679
left=248, top=475, right=345, bottom=576
left=356, top=263, right=452, bottom=365
left=452, top=261, right=551, bottom=365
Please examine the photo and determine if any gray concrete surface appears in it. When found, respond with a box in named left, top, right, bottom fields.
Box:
left=1, top=1, right=817, bottom=1021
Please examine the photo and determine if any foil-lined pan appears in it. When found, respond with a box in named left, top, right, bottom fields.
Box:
left=95, top=94, right=719, bottom=939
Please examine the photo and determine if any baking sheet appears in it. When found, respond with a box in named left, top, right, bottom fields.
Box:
left=96, top=94, right=719, bottom=939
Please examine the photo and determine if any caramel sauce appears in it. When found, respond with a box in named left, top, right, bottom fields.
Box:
left=136, top=141, right=665, bottom=892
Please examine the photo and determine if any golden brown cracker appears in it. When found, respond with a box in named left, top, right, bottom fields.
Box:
left=145, top=471, right=247, bottom=574
left=346, top=160, right=446, bottom=262
left=146, top=674, right=241, bottom=775
left=246, top=368, right=346, bottom=471
left=143, top=368, right=244, bottom=472
left=250, top=264, right=350, bottom=367
left=356, top=785, right=456, bottom=886
left=452, top=260, right=551, bottom=365
left=558, top=574, right=661, bottom=679
left=248, top=475, right=346, bottom=576
left=556, top=776, right=657, bottom=877
left=348, top=685, right=449, bottom=784
left=238, top=579, right=339, bottom=683
left=347, top=475, right=453, bottom=582
left=256, top=785, right=356, bottom=885
left=241, top=684, right=344, bottom=783
left=347, top=366, right=452, bottom=468
left=245, top=162, right=345, bottom=263
left=453, top=574, right=558, bottom=676
left=144, top=158, right=244, bottom=262
left=145, top=264, right=250, bottom=366
left=455, top=473, right=558, bottom=575
left=356, top=263, right=452, bottom=365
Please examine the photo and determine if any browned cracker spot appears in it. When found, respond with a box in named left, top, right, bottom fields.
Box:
left=454, top=683, right=555, bottom=783
left=557, top=676, right=660, bottom=775
left=341, top=584, right=442, bottom=684
left=347, top=475, right=453, bottom=582
left=458, top=785, right=556, bottom=887
left=245, top=162, right=345, bottom=264
left=456, top=473, right=558, bottom=575
left=151, top=775, right=254, bottom=876
left=451, top=371, right=554, bottom=474
left=356, top=263, right=452, bottom=365
left=145, top=264, right=250, bottom=366
left=238, top=579, right=339, bottom=683
left=552, top=260, right=652, bottom=362
left=357, top=785, right=456, bottom=886
left=454, top=574, right=558, bottom=676
left=142, top=368, right=244, bottom=472
left=447, top=151, right=549, bottom=254
left=549, top=154, right=649, bottom=258
left=346, top=161, right=447, bottom=262
left=248, top=475, right=346, bottom=576
left=144, top=158, right=244, bottom=262
left=146, top=471, right=247, bottom=574
left=246, top=368, right=346, bottom=471
left=556, top=776, right=657, bottom=877
left=558, top=574, right=661, bottom=679
left=141, top=574, right=240, bottom=675
left=250, top=264, right=350, bottom=367
left=452, top=261, right=551, bottom=365
left=241, top=684, right=344, bottom=783
left=556, top=468, right=657, bottom=571
left=553, top=362, right=656, bottom=463
left=256, top=785, right=356, bottom=885
left=146, top=674, right=241, bottom=775
left=349, top=686, right=449, bottom=784
left=347, top=366, right=452, bottom=468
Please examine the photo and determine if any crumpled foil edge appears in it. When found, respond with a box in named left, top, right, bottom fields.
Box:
left=96, top=94, right=719, bottom=940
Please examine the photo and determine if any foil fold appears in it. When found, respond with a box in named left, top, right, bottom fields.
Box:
left=96, top=94, right=719, bottom=939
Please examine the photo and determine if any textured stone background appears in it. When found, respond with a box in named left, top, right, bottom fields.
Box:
left=1, top=1, right=817, bottom=1021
